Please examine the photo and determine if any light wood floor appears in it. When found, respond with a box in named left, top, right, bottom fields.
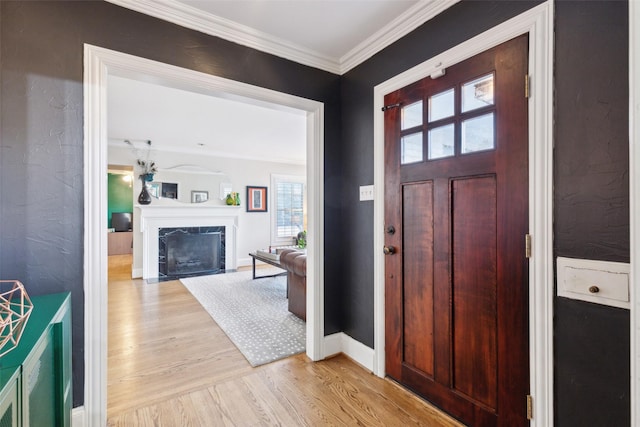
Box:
left=107, top=254, right=464, bottom=426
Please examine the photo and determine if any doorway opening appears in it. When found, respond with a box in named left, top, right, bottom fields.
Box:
left=84, top=45, right=325, bottom=426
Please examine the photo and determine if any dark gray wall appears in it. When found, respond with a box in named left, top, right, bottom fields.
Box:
left=0, top=0, right=632, bottom=423
left=0, top=1, right=342, bottom=406
left=554, top=1, right=629, bottom=425
left=340, top=0, right=543, bottom=352
left=340, top=0, right=629, bottom=425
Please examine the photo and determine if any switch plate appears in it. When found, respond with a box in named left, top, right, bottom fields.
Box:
left=359, top=185, right=374, bottom=201
left=557, top=257, right=630, bottom=309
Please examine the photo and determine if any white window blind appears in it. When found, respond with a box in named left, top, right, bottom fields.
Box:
left=271, top=175, right=305, bottom=245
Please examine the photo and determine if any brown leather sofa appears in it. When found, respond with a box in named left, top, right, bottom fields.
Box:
left=279, top=249, right=307, bottom=321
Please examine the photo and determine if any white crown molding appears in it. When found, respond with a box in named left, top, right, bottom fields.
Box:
left=105, top=0, right=460, bottom=75
left=106, top=0, right=341, bottom=74
left=339, top=0, right=461, bottom=74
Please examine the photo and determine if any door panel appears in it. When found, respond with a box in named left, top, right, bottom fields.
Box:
left=402, top=181, right=435, bottom=377
left=384, top=35, right=529, bottom=427
left=451, top=176, right=497, bottom=410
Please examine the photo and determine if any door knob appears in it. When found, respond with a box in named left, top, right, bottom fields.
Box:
left=383, top=246, right=396, bottom=255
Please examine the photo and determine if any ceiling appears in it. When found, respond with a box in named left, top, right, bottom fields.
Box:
left=107, top=0, right=459, bottom=163
left=108, top=75, right=308, bottom=164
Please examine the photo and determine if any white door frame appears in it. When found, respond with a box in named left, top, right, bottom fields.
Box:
left=82, top=45, right=325, bottom=426
left=630, top=0, right=640, bottom=425
left=372, top=3, right=554, bottom=426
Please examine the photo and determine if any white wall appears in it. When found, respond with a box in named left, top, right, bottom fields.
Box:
left=108, top=146, right=305, bottom=275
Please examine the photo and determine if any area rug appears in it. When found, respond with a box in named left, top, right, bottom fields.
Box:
left=180, top=269, right=305, bottom=367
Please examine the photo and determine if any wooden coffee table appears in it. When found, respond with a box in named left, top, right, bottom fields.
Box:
left=248, top=252, right=288, bottom=279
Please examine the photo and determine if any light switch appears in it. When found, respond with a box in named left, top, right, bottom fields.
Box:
left=359, top=185, right=374, bottom=201
left=556, top=257, right=630, bottom=309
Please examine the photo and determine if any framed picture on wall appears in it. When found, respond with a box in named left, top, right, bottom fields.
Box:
left=161, top=182, right=178, bottom=199
left=246, top=186, right=267, bottom=212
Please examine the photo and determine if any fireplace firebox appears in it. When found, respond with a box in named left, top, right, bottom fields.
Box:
left=158, top=226, right=225, bottom=279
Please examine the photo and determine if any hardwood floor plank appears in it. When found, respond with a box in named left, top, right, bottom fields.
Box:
left=107, top=255, right=464, bottom=426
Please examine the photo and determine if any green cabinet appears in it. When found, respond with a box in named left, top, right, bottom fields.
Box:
left=0, top=292, right=72, bottom=427
left=0, top=369, right=19, bottom=427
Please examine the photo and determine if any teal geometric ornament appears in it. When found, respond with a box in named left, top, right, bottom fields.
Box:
left=0, top=280, right=33, bottom=357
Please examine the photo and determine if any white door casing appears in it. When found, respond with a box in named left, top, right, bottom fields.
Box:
left=630, top=0, right=640, bottom=425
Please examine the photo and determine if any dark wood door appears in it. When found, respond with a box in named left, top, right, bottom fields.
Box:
left=384, top=35, right=529, bottom=427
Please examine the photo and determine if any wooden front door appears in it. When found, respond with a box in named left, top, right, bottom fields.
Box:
left=384, top=35, right=529, bottom=427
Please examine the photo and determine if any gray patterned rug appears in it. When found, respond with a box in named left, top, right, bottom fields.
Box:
left=180, top=269, right=306, bottom=367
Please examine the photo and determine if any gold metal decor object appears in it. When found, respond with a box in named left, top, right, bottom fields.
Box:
left=0, top=280, right=34, bottom=357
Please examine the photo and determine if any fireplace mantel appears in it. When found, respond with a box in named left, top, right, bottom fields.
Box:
left=137, top=203, right=240, bottom=279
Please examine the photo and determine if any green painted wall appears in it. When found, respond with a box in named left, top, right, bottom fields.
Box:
left=108, top=173, right=133, bottom=228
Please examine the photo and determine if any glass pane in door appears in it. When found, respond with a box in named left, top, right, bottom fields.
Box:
left=462, top=113, right=495, bottom=153
left=401, top=132, right=423, bottom=164
left=462, top=74, right=494, bottom=112
left=428, top=124, right=455, bottom=159
left=401, top=101, right=423, bottom=130
left=429, top=88, right=454, bottom=122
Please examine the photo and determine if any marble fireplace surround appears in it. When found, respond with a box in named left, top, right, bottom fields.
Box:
left=137, top=204, right=239, bottom=279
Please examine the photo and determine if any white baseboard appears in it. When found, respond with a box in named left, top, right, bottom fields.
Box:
left=72, top=406, right=85, bottom=427
left=323, top=332, right=343, bottom=357
left=323, top=332, right=375, bottom=372
left=131, top=267, right=143, bottom=278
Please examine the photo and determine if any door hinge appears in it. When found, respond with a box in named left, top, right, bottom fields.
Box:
left=525, top=74, right=530, bottom=98
left=526, top=394, right=533, bottom=420
left=381, top=102, right=401, bottom=112
left=525, top=234, right=532, bottom=258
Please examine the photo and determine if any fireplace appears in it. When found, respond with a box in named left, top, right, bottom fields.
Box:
left=137, top=204, right=239, bottom=280
left=158, top=226, right=225, bottom=279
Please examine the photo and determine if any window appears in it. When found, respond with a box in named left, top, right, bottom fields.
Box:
left=271, top=174, right=306, bottom=246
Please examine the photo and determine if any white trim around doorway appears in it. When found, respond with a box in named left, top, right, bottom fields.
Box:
left=630, top=0, right=639, bottom=424
left=83, top=45, right=325, bottom=427
left=372, top=3, right=554, bottom=426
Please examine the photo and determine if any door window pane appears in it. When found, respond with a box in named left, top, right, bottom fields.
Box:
left=401, top=132, right=423, bottom=164
left=462, top=113, right=494, bottom=153
left=428, top=88, right=454, bottom=122
left=428, top=124, right=455, bottom=160
left=462, top=74, right=494, bottom=112
left=401, top=101, right=422, bottom=130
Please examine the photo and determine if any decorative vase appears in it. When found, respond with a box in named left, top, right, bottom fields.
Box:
left=226, top=193, right=234, bottom=205
left=234, top=192, right=240, bottom=206
left=138, top=175, right=152, bottom=205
